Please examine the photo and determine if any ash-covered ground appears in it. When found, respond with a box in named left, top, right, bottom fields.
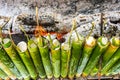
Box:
left=0, top=0, right=120, bottom=43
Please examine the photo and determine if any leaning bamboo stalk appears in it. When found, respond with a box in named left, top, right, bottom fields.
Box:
left=28, top=40, right=46, bottom=78
left=101, top=48, right=120, bottom=75
left=2, top=38, right=30, bottom=79
left=76, top=36, right=96, bottom=77
left=17, top=41, right=38, bottom=79
left=37, top=37, right=53, bottom=79
left=102, top=37, right=120, bottom=66
left=83, top=36, right=109, bottom=77
left=48, top=35, right=61, bottom=78
left=0, top=43, right=21, bottom=79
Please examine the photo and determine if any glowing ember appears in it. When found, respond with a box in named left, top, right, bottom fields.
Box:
left=34, top=25, right=68, bottom=40
left=34, top=26, right=47, bottom=37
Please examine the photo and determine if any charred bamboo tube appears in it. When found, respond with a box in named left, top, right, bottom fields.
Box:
left=37, top=37, right=53, bottom=79
left=17, top=41, right=37, bottom=79
left=68, top=35, right=83, bottom=79
left=28, top=40, right=46, bottom=78
left=0, top=69, right=9, bottom=79
left=83, top=37, right=109, bottom=77
left=76, top=36, right=96, bottom=77
left=101, top=48, right=120, bottom=75
left=102, top=37, right=120, bottom=66
left=0, top=43, right=21, bottom=79
left=50, top=38, right=61, bottom=78
left=61, top=43, right=71, bottom=78
left=2, top=38, right=30, bottom=79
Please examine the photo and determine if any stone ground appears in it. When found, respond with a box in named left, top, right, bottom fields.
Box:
left=0, top=0, right=120, bottom=42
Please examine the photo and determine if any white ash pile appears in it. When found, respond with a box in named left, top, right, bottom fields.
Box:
left=0, top=11, right=120, bottom=43
left=102, top=11, right=120, bottom=38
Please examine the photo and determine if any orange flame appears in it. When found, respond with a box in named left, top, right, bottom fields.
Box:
left=34, top=26, right=47, bottom=37
left=34, top=26, right=68, bottom=40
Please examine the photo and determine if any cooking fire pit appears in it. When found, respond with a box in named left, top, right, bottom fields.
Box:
left=0, top=0, right=120, bottom=80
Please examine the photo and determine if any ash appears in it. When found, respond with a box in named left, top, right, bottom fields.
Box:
left=0, top=0, right=120, bottom=43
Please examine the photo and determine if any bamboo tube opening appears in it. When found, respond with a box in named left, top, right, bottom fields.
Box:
left=28, top=40, right=37, bottom=48
left=2, top=38, right=11, bottom=48
left=110, top=37, right=119, bottom=46
left=53, top=39, right=60, bottom=47
left=61, top=43, right=70, bottom=50
left=30, top=43, right=37, bottom=48
left=98, top=37, right=108, bottom=46
left=86, top=36, right=96, bottom=47
left=3, top=38, right=10, bottom=44
left=102, top=37, right=108, bottom=45
left=17, top=41, right=27, bottom=52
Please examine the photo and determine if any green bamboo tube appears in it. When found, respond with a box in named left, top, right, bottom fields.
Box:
left=107, top=60, right=120, bottom=75
left=0, top=43, right=22, bottom=79
left=103, top=37, right=120, bottom=66
left=76, top=36, right=96, bottom=77
left=37, top=37, right=53, bottom=79
left=68, top=34, right=83, bottom=79
left=0, top=68, right=9, bottom=79
left=2, top=38, right=30, bottom=79
left=83, top=36, right=109, bottom=77
left=17, top=41, right=38, bottom=79
left=61, top=42, right=71, bottom=78
left=50, top=39, right=61, bottom=78
left=28, top=40, right=46, bottom=78
left=101, top=48, right=120, bottom=75
left=0, top=60, right=16, bottom=79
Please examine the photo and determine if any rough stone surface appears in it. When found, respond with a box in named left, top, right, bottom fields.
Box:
left=0, top=0, right=120, bottom=40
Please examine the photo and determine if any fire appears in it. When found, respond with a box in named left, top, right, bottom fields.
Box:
left=34, top=26, right=68, bottom=40
left=34, top=26, right=47, bottom=37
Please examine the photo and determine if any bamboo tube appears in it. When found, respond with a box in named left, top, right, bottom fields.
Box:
left=83, top=37, right=109, bottom=77
left=0, top=69, right=9, bottom=80
left=107, top=59, right=120, bottom=75
left=68, top=34, right=83, bottom=79
left=49, top=37, right=61, bottom=78
left=28, top=40, right=46, bottom=78
left=17, top=41, right=38, bottom=79
left=0, top=60, right=16, bottom=79
left=37, top=37, right=53, bottom=79
left=61, top=43, right=71, bottom=78
left=101, top=48, right=120, bottom=75
left=0, top=43, right=21, bottom=79
left=76, top=36, right=96, bottom=77
left=102, top=37, right=120, bottom=66
left=2, top=38, right=30, bottom=79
